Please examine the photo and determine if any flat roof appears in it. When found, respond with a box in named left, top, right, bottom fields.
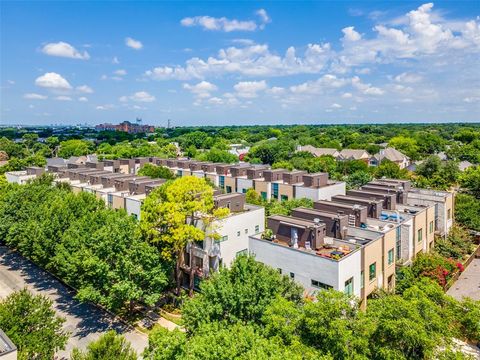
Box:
left=293, top=207, right=348, bottom=219
left=269, top=214, right=323, bottom=228
left=315, top=200, right=367, bottom=211
left=333, top=195, right=383, bottom=204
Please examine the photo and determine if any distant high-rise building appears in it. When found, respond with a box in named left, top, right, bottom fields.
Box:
left=95, top=120, right=155, bottom=134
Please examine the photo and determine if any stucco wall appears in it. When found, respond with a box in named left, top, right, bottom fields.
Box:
left=236, top=178, right=253, bottom=193
left=125, top=197, right=143, bottom=219
left=249, top=236, right=362, bottom=297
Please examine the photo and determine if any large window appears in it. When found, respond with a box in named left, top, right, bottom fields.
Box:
left=311, top=279, right=332, bottom=290
left=344, top=277, right=354, bottom=296
left=396, top=226, right=401, bottom=260
left=369, top=262, right=376, bottom=281
left=417, top=228, right=423, bottom=243
left=215, top=235, right=228, bottom=243
left=388, top=248, right=394, bottom=265
left=272, top=183, right=279, bottom=199
left=219, top=176, right=225, bottom=188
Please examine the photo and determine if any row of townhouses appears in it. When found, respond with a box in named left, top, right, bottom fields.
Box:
left=6, top=155, right=454, bottom=307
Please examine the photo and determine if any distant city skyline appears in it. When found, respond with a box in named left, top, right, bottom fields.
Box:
left=1, top=1, right=479, bottom=126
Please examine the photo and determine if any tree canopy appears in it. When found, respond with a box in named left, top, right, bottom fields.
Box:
left=0, top=289, right=68, bottom=360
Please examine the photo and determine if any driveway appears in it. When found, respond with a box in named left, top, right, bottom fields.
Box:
left=0, top=246, right=148, bottom=359
left=447, top=258, right=480, bottom=301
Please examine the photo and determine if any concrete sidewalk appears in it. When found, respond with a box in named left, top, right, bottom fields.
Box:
left=447, top=258, right=480, bottom=301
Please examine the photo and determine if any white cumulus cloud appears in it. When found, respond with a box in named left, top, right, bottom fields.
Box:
left=234, top=80, right=268, bottom=98
left=23, top=93, right=47, bottom=100
left=55, top=95, right=72, bottom=101
left=78, top=97, right=88, bottom=102
left=35, top=72, right=72, bottom=90
left=120, top=91, right=155, bottom=103
left=76, top=85, right=94, bottom=93
left=181, top=16, right=257, bottom=32
left=96, top=104, right=115, bottom=110
left=125, top=37, right=143, bottom=50
left=183, top=81, right=218, bottom=98
left=41, top=41, right=90, bottom=60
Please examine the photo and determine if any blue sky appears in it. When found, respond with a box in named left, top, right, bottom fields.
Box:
left=1, top=1, right=479, bottom=126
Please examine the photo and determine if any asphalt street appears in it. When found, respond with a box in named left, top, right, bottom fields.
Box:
left=0, top=246, right=148, bottom=359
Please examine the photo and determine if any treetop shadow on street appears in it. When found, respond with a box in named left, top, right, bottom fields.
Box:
left=0, top=246, right=132, bottom=340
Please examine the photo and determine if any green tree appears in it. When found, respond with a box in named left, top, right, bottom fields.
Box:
left=138, top=163, right=175, bottom=180
left=375, top=159, right=409, bottom=179
left=454, top=193, right=480, bottom=231
left=366, top=283, right=464, bottom=360
left=22, top=133, right=39, bottom=153
left=459, top=165, right=480, bottom=198
left=263, top=291, right=369, bottom=359
left=196, top=148, right=237, bottom=163
left=388, top=136, right=419, bottom=160
left=0, top=289, right=68, bottom=360
left=71, top=331, right=137, bottom=360
left=345, top=170, right=373, bottom=189
left=0, top=178, right=169, bottom=314
left=140, top=176, right=229, bottom=296
left=58, top=139, right=93, bottom=158
left=181, top=255, right=303, bottom=332
left=416, top=156, right=442, bottom=178
left=143, top=327, right=186, bottom=360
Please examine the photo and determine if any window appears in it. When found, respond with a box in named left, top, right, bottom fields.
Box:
left=244, top=228, right=248, bottom=234
left=447, top=209, right=451, bottom=220
left=237, top=231, right=241, bottom=236
left=261, top=191, right=267, bottom=200
left=255, top=225, right=260, bottom=233
left=277, top=268, right=282, bottom=274
left=242, top=188, right=247, bottom=193
left=369, top=262, right=376, bottom=281
left=216, top=235, right=228, bottom=243
left=311, top=279, right=332, bottom=290
left=429, top=221, right=434, bottom=234
left=396, top=226, right=401, bottom=260
left=344, top=277, right=354, bottom=296
left=388, top=248, right=394, bottom=265
left=236, top=249, right=248, bottom=257
left=360, top=271, right=364, bottom=289
left=226, top=186, right=232, bottom=193
left=272, top=183, right=279, bottom=199
left=219, top=176, right=225, bottom=188
left=177, top=170, right=182, bottom=176
left=281, top=194, right=288, bottom=201
left=417, top=228, right=423, bottom=243
left=290, top=272, right=295, bottom=279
